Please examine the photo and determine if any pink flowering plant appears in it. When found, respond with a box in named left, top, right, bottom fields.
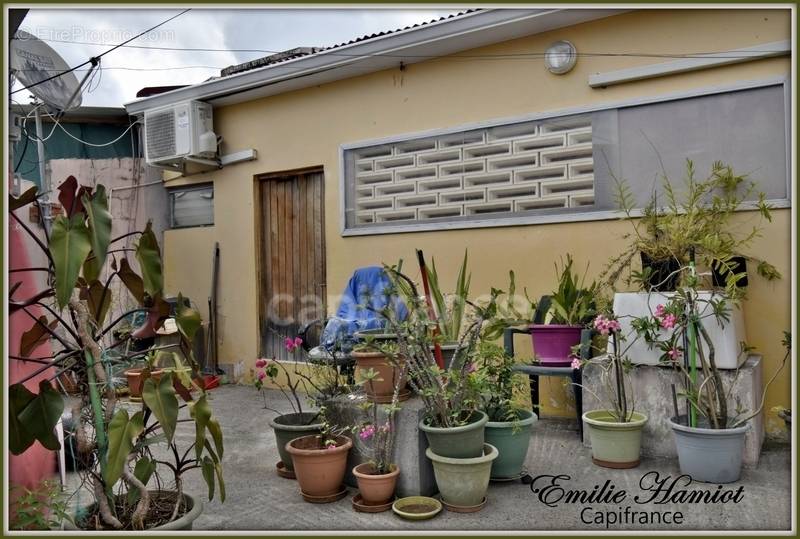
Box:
left=628, top=262, right=787, bottom=429
left=579, top=313, right=639, bottom=423
left=350, top=367, right=405, bottom=474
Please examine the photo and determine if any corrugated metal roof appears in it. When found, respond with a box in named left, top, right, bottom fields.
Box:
left=220, top=10, right=479, bottom=77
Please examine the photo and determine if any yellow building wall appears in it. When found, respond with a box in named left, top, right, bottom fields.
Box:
left=161, top=9, right=792, bottom=437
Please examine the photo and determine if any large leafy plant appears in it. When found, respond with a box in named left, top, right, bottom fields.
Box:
left=472, top=341, right=527, bottom=423
left=9, top=178, right=224, bottom=530
left=424, top=250, right=471, bottom=342
left=547, top=254, right=603, bottom=326
left=603, top=159, right=781, bottom=295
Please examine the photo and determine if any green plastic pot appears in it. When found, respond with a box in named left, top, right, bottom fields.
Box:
left=583, top=410, right=648, bottom=469
left=426, top=443, right=498, bottom=509
left=485, top=409, right=537, bottom=479
left=269, top=412, right=323, bottom=472
left=419, top=410, right=488, bottom=459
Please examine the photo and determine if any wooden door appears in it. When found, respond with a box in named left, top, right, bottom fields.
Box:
left=257, top=169, right=326, bottom=361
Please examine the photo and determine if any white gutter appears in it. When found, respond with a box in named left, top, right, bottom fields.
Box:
left=589, top=39, right=791, bottom=88
left=124, top=8, right=627, bottom=114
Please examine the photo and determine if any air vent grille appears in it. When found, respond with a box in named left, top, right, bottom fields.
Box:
left=146, top=110, right=176, bottom=160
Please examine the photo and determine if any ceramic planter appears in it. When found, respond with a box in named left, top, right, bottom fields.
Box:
left=352, top=462, right=400, bottom=504
left=352, top=351, right=407, bottom=400
left=611, top=291, right=747, bottom=368
left=286, top=434, right=352, bottom=498
left=485, top=409, right=537, bottom=479
left=670, top=416, right=748, bottom=483
left=269, top=412, right=324, bottom=472
left=419, top=410, right=487, bottom=459
left=528, top=324, right=583, bottom=366
left=67, top=492, right=202, bottom=530
left=426, top=443, right=498, bottom=510
left=583, top=410, right=648, bottom=469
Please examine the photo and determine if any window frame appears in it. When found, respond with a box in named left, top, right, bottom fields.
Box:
left=168, top=182, right=215, bottom=229
left=339, top=76, right=790, bottom=237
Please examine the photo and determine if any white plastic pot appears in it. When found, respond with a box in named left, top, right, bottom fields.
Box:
left=611, top=291, right=747, bottom=369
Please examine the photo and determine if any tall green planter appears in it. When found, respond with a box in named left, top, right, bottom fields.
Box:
left=426, top=443, right=498, bottom=511
left=583, top=410, right=647, bottom=469
left=485, top=409, right=537, bottom=479
left=269, top=412, right=323, bottom=472
left=419, top=410, right=487, bottom=459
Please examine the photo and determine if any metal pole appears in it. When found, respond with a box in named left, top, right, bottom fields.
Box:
left=33, top=101, right=51, bottom=233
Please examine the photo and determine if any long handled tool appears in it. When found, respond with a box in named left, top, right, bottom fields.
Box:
left=416, top=249, right=445, bottom=370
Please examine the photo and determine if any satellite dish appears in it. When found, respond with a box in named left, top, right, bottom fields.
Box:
left=10, top=30, right=83, bottom=111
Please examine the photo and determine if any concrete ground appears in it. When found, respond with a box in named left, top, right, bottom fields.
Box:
left=79, top=384, right=794, bottom=532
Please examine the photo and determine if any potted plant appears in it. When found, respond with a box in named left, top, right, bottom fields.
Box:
left=579, top=313, right=648, bottom=469
left=474, top=341, right=537, bottom=480
left=9, top=180, right=225, bottom=530
left=377, top=264, right=498, bottom=512
left=630, top=258, right=789, bottom=483
left=529, top=254, right=600, bottom=366
left=350, top=368, right=404, bottom=509
left=602, top=159, right=781, bottom=293
left=285, top=411, right=353, bottom=503
left=255, top=341, right=323, bottom=479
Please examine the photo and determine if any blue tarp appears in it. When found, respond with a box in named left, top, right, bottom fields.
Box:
left=320, top=266, right=407, bottom=352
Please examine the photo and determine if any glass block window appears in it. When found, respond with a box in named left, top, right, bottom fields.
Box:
left=169, top=184, right=214, bottom=228
left=342, top=113, right=594, bottom=231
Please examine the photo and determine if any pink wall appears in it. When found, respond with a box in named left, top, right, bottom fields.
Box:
left=9, top=206, right=57, bottom=491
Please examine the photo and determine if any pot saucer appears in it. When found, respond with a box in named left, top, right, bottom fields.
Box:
left=441, top=496, right=487, bottom=513
left=276, top=461, right=296, bottom=479
left=300, top=486, right=347, bottom=504
left=352, top=493, right=395, bottom=513
left=369, top=388, right=411, bottom=404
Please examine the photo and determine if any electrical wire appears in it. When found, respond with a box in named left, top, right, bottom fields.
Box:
left=56, top=119, right=140, bottom=148
left=10, top=8, right=191, bottom=96
left=18, top=35, right=789, bottom=60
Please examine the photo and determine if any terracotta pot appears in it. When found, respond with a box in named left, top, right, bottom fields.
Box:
left=352, top=462, right=400, bottom=504
left=286, top=435, right=352, bottom=498
left=125, top=368, right=164, bottom=398
left=352, top=351, right=406, bottom=399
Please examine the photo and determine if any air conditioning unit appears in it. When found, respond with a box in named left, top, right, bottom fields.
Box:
left=144, top=100, right=216, bottom=168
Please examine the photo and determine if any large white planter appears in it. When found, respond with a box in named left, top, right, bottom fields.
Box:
left=611, top=292, right=747, bottom=369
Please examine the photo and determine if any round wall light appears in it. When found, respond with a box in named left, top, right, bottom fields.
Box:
left=544, top=40, right=577, bottom=74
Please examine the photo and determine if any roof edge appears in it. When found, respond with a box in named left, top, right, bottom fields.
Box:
left=124, top=8, right=624, bottom=114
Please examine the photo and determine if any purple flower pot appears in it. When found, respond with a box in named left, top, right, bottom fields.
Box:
left=529, top=324, right=583, bottom=366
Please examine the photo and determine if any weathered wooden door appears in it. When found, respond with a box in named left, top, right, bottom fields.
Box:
left=257, top=169, right=326, bottom=361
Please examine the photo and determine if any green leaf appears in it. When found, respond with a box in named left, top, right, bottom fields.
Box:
left=10, top=186, right=39, bottom=211
left=17, top=381, right=64, bottom=451
left=118, top=258, right=145, bottom=304
left=135, top=222, right=163, bottom=297
left=49, top=214, right=92, bottom=309
left=141, top=373, right=179, bottom=442
left=20, top=317, right=57, bottom=357
left=201, top=456, right=215, bottom=501
left=207, top=418, right=224, bottom=460
left=175, top=293, right=202, bottom=342
left=105, top=409, right=144, bottom=488
left=127, top=457, right=156, bottom=504
left=82, top=185, right=112, bottom=272
left=9, top=384, right=36, bottom=455
left=82, top=256, right=100, bottom=283
left=215, top=461, right=226, bottom=503
left=79, top=280, right=112, bottom=327
left=189, top=395, right=212, bottom=460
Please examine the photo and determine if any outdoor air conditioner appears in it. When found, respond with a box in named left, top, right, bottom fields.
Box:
left=144, top=100, right=216, bottom=167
